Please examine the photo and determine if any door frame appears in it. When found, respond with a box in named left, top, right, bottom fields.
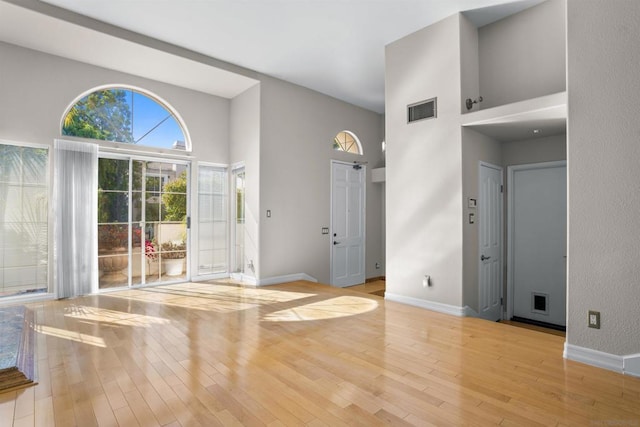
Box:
left=478, top=161, right=504, bottom=321
left=230, top=163, right=245, bottom=277
left=330, top=160, right=366, bottom=287
left=506, top=160, right=567, bottom=320
left=96, top=151, right=192, bottom=292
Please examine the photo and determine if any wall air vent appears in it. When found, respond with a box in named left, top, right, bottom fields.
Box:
left=408, top=97, right=437, bottom=123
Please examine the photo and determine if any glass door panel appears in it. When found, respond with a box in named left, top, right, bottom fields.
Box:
left=154, top=162, right=187, bottom=282
left=98, top=158, right=130, bottom=289
left=98, top=156, right=188, bottom=289
left=197, top=166, right=227, bottom=275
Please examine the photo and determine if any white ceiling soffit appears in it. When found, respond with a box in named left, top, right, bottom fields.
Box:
left=462, top=0, right=545, bottom=27
left=0, top=1, right=259, bottom=99
left=19, top=0, right=544, bottom=114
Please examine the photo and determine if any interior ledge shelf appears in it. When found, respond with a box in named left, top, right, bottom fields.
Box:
left=461, top=92, right=567, bottom=141
left=462, top=92, right=567, bottom=126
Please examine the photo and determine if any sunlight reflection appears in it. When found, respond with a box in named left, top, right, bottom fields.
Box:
left=262, top=296, right=378, bottom=322
left=104, top=282, right=315, bottom=313
left=35, top=324, right=106, bottom=347
left=64, top=305, right=170, bottom=328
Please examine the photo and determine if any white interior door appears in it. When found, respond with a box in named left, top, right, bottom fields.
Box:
left=478, top=162, right=503, bottom=321
left=331, top=161, right=365, bottom=287
left=509, top=161, right=566, bottom=327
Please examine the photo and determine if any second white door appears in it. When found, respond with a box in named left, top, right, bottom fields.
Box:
left=331, top=161, right=365, bottom=287
left=509, top=161, right=567, bottom=327
left=478, top=162, right=503, bottom=321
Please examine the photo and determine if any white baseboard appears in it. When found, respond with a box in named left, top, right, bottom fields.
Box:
left=192, top=272, right=316, bottom=287
left=256, top=273, right=317, bottom=286
left=623, top=354, right=640, bottom=377
left=564, top=343, right=624, bottom=373
left=384, top=293, right=470, bottom=317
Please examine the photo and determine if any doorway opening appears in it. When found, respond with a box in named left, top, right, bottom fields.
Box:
left=97, top=155, right=189, bottom=290
left=232, top=167, right=246, bottom=274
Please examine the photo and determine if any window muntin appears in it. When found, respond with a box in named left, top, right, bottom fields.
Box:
left=0, top=141, right=49, bottom=298
left=333, top=131, right=362, bottom=155
left=63, top=87, right=189, bottom=151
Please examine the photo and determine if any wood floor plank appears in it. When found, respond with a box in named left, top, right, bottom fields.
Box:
left=0, top=280, right=636, bottom=426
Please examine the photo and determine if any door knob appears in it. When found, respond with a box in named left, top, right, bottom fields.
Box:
left=481, top=255, right=491, bottom=261
left=333, top=241, right=340, bottom=245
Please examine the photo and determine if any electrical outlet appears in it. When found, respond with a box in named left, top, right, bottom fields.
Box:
left=375, top=262, right=380, bottom=269
left=588, top=310, right=600, bottom=329
left=423, top=275, right=431, bottom=288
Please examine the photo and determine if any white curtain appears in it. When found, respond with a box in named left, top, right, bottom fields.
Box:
left=54, top=139, right=98, bottom=298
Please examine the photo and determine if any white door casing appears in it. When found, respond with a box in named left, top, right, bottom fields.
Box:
left=331, top=161, right=365, bottom=287
left=478, top=162, right=503, bottom=321
left=508, top=161, right=567, bottom=327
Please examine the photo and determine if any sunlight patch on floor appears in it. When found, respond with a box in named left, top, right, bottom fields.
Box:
left=64, top=305, right=170, bottom=328
left=35, top=325, right=106, bottom=348
left=262, top=296, right=378, bottom=322
left=104, top=282, right=316, bottom=313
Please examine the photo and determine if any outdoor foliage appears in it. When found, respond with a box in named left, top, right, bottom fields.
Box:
left=63, top=89, right=133, bottom=143
left=162, top=171, right=187, bottom=221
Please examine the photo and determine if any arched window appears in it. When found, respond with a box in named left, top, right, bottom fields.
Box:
left=333, top=131, right=363, bottom=155
left=62, top=86, right=190, bottom=151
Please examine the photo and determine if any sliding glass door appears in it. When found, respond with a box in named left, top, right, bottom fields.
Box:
left=98, top=155, right=189, bottom=289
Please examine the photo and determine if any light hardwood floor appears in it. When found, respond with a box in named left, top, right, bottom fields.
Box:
left=2, top=281, right=639, bottom=426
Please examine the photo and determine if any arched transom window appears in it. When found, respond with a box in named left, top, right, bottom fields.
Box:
left=333, top=131, right=362, bottom=155
left=62, top=87, right=190, bottom=151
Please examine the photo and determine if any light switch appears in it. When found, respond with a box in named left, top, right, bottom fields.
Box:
left=266, top=210, right=271, bottom=218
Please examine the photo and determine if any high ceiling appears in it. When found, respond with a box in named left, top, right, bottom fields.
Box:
left=4, top=0, right=543, bottom=113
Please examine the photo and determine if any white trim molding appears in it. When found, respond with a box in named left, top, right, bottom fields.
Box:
left=563, top=344, right=640, bottom=376
left=563, top=343, right=631, bottom=374
left=256, top=273, right=318, bottom=287
left=623, top=354, right=640, bottom=378
left=384, top=293, right=474, bottom=317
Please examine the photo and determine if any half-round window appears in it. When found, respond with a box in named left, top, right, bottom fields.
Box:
left=62, top=86, right=190, bottom=151
left=333, top=131, right=362, bottom=155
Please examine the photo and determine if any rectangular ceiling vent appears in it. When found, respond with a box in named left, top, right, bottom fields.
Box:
left=408, top=97, right=437, bottom=123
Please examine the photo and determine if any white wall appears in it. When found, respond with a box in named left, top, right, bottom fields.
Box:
left=230, top=85, right=261, bottom=278
left=459, top=14, right=480, bottom=114
left=0, top=42, right=230, bottom=162
left=478, top=0, right=566, bottom=109
left=385, top=14, right=464, bottom=307
left=502, top=134, right=566, bottom=166
left=1, top=39, right=385, bottom=289
left=566, top=0, right=640, bottom=356
left=259, top=76, right=384, bottom=284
